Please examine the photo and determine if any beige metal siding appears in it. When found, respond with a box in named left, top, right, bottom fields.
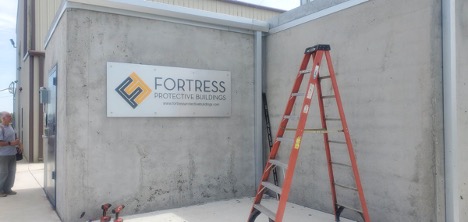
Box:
left=147, top=0, right=282, bottom=21
left=15, top=0, right=61, bottom=162
left=36, top=0, right=61, bottom=50
left=27, top=0, right=279, bottom=54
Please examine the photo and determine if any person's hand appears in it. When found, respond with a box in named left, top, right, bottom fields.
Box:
left=17, top=142, right=23, bottom=153
left=12, top=139, right=20, bottom=146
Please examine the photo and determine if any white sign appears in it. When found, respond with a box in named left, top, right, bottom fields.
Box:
left=107, top=62, right=231, bottom=117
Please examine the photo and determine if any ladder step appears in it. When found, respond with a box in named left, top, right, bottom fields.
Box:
left=285, top=128, right=344, bottom=133
left=303, top=128, right=344, bottom=133
left=334, top=182, right=358, bottom=191
left=291, top=92, right=305, bottom=97
left=269, top=159, right=288, bottom=169
left=284, top=115, right=300, bottom=120
left=319, top=75, right=331, bottom=80
left=322, top=95, right=335, bottom=99
left=299, top=69, right=312, bottom=74
left=328, top=140, right=346, bottom=144
left=276, top=137, right=294, bottom=143
left=325, top=117, right=341, bottom=121
left=331, top=161, right=352, bottom=167
left=253, top=204, right=276, bottom=220
left=337, top=203, right=363, bottom=214
left=262, top=181, right=282, bottom=194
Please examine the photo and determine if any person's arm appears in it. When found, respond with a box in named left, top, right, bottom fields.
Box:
left=0, top=140, right=20, bottom=146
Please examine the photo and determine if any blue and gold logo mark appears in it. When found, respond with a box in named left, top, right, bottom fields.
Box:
left=115, top=72, right=152, bottom=109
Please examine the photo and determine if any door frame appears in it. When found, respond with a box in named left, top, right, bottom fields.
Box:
left=44, top=64, right=57, bottom=207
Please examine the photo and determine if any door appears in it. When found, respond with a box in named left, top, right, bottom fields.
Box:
left=44, top=65, right=57, bottom=207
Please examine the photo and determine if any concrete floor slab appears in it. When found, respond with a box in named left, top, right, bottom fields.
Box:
left=0, top=160, right=61, bottom=222
left=121, top=197, right=355, bottom=222
left=2, top=161, right=355, bottom=222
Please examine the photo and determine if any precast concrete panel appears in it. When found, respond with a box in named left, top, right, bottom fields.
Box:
left=456, top=0, right=468, bottom=219
left=46, top=8, right=256, bottom=222
left=265, top=0, right=443, bottom=221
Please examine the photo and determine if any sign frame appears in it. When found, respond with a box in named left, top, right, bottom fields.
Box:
left=107, top=62, right=231, bottom=117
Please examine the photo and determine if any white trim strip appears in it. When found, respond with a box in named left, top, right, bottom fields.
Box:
left=254, top=31, right=263, bottom=188
left=268, top=0, right=368, bottom=34
left=443, top=0, right=458, bottom=221
left=44, top=1, right=68, bottom=48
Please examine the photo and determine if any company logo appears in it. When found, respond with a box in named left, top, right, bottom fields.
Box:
left=115, top=72, right=152, bottom=109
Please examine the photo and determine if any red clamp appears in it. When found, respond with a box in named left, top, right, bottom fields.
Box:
left=112, top=205, right=125, bottom=222
left=100, top=203, right=112, bottom=222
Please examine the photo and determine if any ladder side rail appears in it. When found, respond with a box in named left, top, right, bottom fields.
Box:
left=251, top=162, right=274, bottom=204
left=251, top=74, right=305, bottom=205
left=315, top=68, right=339, bottom=219
left=275, top=51, right=325, bottom=222
left=248, top=53, right=313, bottom=220
left=325, top=51, right=371, bottom=222
left=269, top=53, right=313, bottom=159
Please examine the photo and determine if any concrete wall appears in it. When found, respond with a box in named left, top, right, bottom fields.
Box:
left=265, top=0, right=443, bottom=221
left=456, top=0, right=468, bottom=219
left=45, top=8, right=256, bottom=221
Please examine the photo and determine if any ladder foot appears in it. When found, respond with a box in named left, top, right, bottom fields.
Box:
left=247, top=209, right=260, bottom=222
left=336, top=206, right=344, bottom=221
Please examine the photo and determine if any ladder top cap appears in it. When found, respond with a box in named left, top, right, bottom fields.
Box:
left=305, top=44, right=331, bottom=54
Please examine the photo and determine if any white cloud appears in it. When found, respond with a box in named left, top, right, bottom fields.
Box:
left=0, top=0, right=17, bottom=31
left=0, top=0, right=18, bottom=12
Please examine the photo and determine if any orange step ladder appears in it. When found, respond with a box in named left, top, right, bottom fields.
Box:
left=247, top=44, right=370, bottom=222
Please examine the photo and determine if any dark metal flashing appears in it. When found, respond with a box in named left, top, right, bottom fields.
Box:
left=28, top=57, right=34, bottom=161
left=28, top=50, right=46, bottom=161
left=22, top=0, right=27, bottom=56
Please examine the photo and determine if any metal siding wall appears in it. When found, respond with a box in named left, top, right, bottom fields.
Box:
left=38, top=2, right=46, bottom=50
left=37, top=0, right=61, bottom=50
left=26, top=0, right=61, bottom=163
left=148, top=0, right=281, bottom=20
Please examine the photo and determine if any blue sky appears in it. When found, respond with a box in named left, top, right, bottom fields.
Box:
left=0, top=0, right=17, bottom=113
left=0, top=0, right=298, bottom=113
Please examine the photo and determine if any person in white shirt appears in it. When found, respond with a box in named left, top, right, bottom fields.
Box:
left=0, top=111, right=22, bottom=197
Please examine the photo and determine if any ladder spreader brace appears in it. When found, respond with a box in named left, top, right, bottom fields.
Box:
left=247, top=44, right=370, bottom=222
